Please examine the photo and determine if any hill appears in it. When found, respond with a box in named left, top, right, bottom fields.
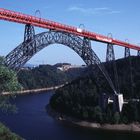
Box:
left=50, top=56, right=140, bottom=124
left=18, top=64, right=86, bottom=89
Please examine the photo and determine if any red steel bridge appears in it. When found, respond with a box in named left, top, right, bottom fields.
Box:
left=0, top=8, right=140, bottom=50
left=0, top=8, right=139, bottom=97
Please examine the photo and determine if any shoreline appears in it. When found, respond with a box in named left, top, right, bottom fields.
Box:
left=2, top=84, right=64, bottom=96
left=46, top=104, right=140, bottom=134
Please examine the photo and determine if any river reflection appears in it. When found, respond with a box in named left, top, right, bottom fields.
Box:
left=0, top=91, right=139, bottom=140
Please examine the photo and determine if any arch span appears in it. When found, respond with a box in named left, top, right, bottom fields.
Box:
left=5, top=31, right=99, bottom=69
left=5, top=30, right=116, bottom=93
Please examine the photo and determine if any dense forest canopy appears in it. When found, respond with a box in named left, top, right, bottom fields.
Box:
left=50, top=56, right=140, bottom=124
left=18, top=64, right=85, bottom=89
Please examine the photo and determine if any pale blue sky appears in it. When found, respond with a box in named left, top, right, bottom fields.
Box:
left=0, top=0, right=140, bottom=65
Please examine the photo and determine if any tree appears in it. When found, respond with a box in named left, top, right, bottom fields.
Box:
left=0, top=56, right=21, bottom=112
left=127, top=101, right=139, bottom=122
left=50, top=56, right=140, bottom=123
left=113, top=112, right=120, bottom=124
left=93, top=106, right=103, bottom=123
left=0, top=66, right=21, bottom=93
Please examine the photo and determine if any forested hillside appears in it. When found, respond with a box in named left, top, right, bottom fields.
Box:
left=50, top=56, right=140, bottom=124
left=18, top=64, right=86, bottom=89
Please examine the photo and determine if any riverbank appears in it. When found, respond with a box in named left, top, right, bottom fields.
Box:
left=47, top=105, right=140, bottom=134
left=0, top=122, right=24, bottom=140
left=2, top=84, right=64, bottom=96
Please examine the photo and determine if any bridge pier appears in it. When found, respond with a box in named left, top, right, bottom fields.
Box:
left=99, top=93, right=124, bottom=112
left=137, top=50, right=140, bottom=56
left=82, top=38, right=92, bottom=65
left=23, top=24, right=36, bottom=56
left=113, top=94, right=124, bottom=112
left=106, top=43, right=115, bottom=61
left=124, top=47, right=130, bottom=58
left=24, top=24, right=35, bottom=41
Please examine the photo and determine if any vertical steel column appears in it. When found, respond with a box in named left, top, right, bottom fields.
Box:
left=82, top=37, right=92, bottom=65
left=24, top=24, right=35, bottom=41
left=23, top=24, right=36, bottom=56
left=124, top=47, right=130, bottom=58
left=124, top=39, right=130, bottom=58
left=106, top=33, right=115, bottom=62
left=137, top=50, right=140, bottom=56
left=106, top=43, right=115, bottom=61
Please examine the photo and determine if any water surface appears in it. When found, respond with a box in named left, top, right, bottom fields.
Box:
left=0, top=91, right=139, bottom=140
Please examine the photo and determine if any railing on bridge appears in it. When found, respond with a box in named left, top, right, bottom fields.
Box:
left=0, top=8, right=140, bottom=51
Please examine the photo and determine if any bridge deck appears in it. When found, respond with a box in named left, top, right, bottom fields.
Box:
left=0, top=8, right=140, bottom=50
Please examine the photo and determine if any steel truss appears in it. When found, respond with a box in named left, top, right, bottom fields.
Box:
left=137, top=50, right=140, bottom=56
left=124, top=47, right=130, bottom=57
left=24, top=24, right=35, bottom=41
left=106, top=43, right=115, bottom=61
left=5, top=30, right=116, bottom=94
left=23, top=24, right=36, bottom=56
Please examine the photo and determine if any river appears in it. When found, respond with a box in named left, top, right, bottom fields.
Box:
left=0, top=91, right=139, bottom=140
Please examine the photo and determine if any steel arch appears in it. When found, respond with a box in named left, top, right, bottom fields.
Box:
left=5, top=30, right=116, bottom=93
left=5, top=31, right=96, bottom=69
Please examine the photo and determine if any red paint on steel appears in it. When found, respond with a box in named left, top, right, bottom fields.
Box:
left=0, top=8, right=140, bottom=50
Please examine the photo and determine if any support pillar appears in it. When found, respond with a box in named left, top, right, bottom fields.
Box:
left=82, top=37, right=92, bottom=65
left=124, top=47, right=130, bottom=58
left=113, top=94, right=124, bottom=112
left=23, top=24, right=36, bottom=56
left=106, top=43, right=115, bottom=61
left=137, top=50, right=140, bottom=56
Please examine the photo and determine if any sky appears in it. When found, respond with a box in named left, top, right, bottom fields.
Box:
left=0, top=0, right=140, bottom=65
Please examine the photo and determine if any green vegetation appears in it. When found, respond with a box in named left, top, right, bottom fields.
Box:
left=50, top=56, right=140, bottom=124
left=18, top=65, right=68, bottom=89
left=18, top=64, right=85, bottom=89
left=0, top=65, right=21, bottom=93
left=0, top=56, right=23, bottom=139
left=0, top=122, right=23, bottom=140
left=0, top=56, right=21, bottom=112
